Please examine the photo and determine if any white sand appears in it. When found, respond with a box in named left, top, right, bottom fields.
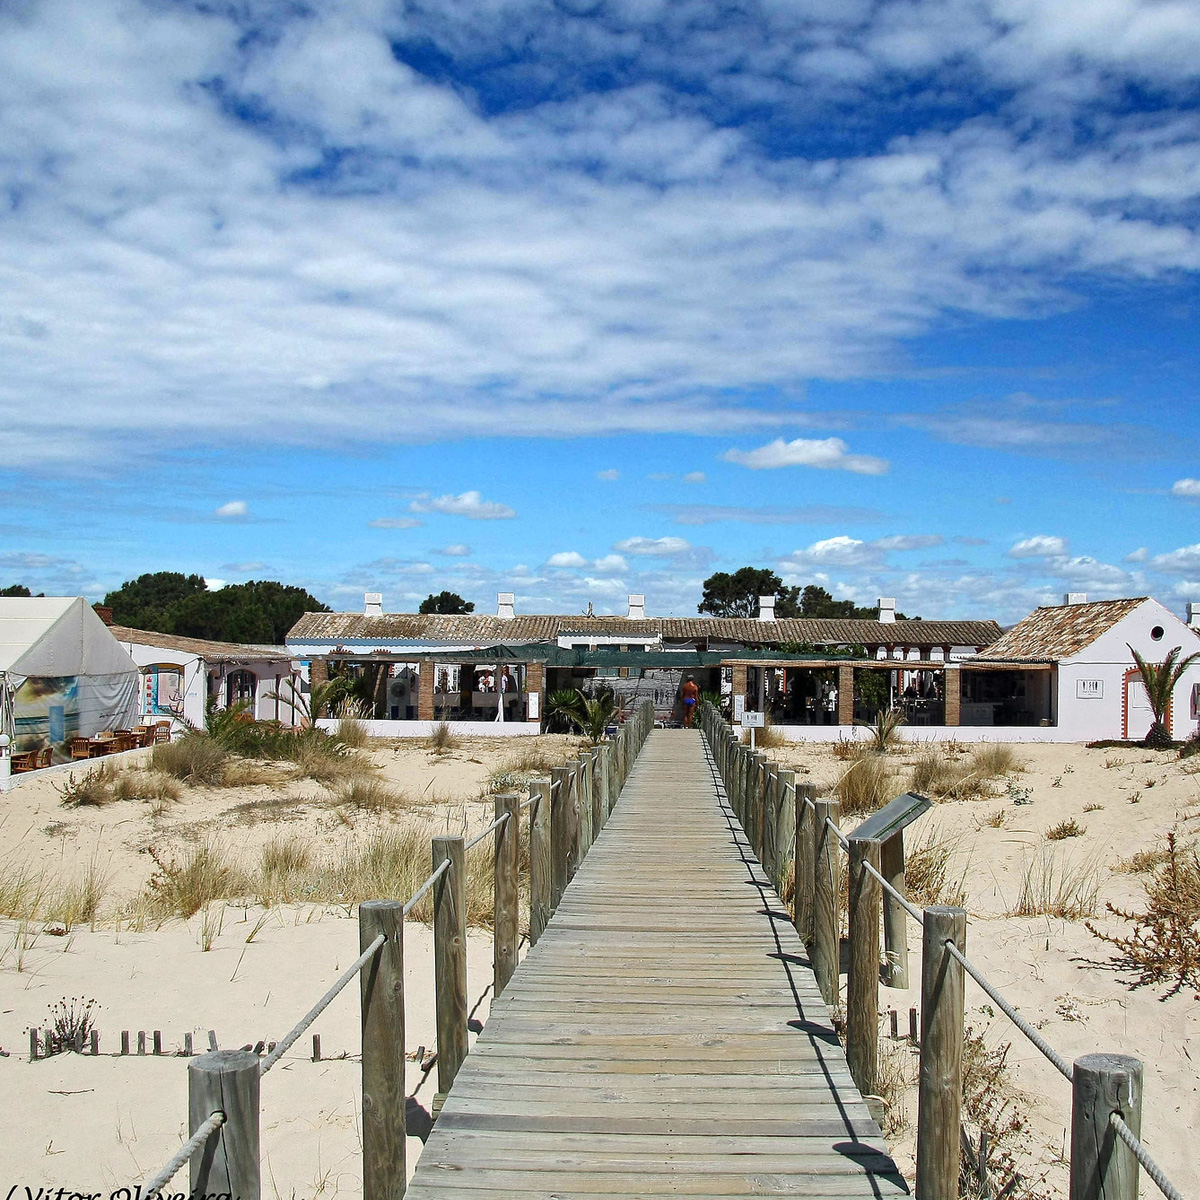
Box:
left=2, top=733, right=1197, bottom=1197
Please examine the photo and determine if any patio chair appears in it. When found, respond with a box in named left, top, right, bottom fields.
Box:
left=36, top=746, right=53, bottom=768
left=70, top=737, right=92, bottom=760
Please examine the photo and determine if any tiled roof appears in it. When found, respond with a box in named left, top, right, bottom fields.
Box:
left=287, top=612, right=1002, bottom=649
left=971, top=598, right=1148, bottom=663
left=108, top=625, right=294, bottom=664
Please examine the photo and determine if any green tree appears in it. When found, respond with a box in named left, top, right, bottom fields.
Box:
left=1, top=584, right=33, bottom=597
left=1128, top=643, right=1200, bottom=748
left=419, top=591, right=475, bottom=614
left=104, top=572, right=207, bottom=630
left=699, top=568, right=799, bottom=618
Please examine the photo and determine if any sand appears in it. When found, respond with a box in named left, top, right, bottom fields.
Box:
left=2, top=731, right=1198, bottom=1198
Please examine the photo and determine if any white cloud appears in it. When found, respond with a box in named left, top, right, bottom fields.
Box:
left=1125, top=547, right=1149, bottom=562
left=437, top=544, right=472, bottom=557
left=1150, top=544, right=1200, bottom=573
left=682, top=471, right=706, bottom=484
left=214, top=500, right=248, bottom=519
left=409, top=491, right=516, bottom=520
left=547, top=551, right=589, bottom=568
left=1009, top=535, right=1069, bottom=558
left=722, top=438, right=888, bottom=475
left=1171, top=478, right=1200, bottom=497
left=596, top=468, right=620, bottom=481
left=614, top=536, right=694, bottom=557
left=872, top=534, right=944, bottom=551
left=779, top=536, right=886, bottom=570
left=204, top=577, right=227, bottom=591
left=369, top=517, right=423, bottom=529
left=591, top=554, right=628, bottom=575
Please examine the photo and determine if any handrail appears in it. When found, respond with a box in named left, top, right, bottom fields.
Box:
left=464, top=811, right=510, bottom=851
left=139, top=1110, right=226, bottom=1198
left=404, top=856, right=451, bottom=916
left=698, top=698, right=1185, bottom=1200
left=259, top=932, right=387, bottom=1074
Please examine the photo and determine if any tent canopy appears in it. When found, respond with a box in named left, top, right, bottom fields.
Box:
left=0, top=597, right=138, bottom=683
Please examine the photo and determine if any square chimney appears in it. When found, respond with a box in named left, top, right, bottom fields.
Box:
left=758, top=595, right=776, bottom=621
left=1188, top=601, right=1200, bottom=630
left=878, top=597, right=896, bottom=624
left=364, top=592, right=383, bottom=616
left=497, top=592, right=515, bottom=619
left=1063, top=593, right=1088, bottom=606
left=627, top=594, right=646, bottom=620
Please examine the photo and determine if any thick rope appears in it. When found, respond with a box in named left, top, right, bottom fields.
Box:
left=942, top=940, right=1073, bottom=1081
left=139, top=1110, right=225, bottom=1197
left=260, top=933, right=386, bottom=1073
left=464, top=811, right=510, bottom=851
left=1110, top=1114, right=1185, bottom=1200
left=403, top=857, right=450, bottom=916
left=861, top=857, right=924, bottom=924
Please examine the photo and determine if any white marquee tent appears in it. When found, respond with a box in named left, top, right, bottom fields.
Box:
left=0, top=597, right=139, bottom=762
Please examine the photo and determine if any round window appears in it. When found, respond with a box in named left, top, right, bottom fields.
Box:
left=1150, top=626, right=1165, bottom=641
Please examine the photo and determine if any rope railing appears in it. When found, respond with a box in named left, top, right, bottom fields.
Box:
left=138, top=1110, right=226, bottom=1198
left=134, top=698, right=660, bottom=1200
left=696, top=698, right=1186, bottom=1200
left=259, top=932, right=387, bottom=1074
left=464, top=810, right=510, bottom=851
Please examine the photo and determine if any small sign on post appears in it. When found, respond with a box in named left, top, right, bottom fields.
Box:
left=740, top=709, right=764, bottom=750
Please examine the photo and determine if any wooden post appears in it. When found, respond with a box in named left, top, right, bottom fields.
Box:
left=189, top=1049, right=260, bottom=1200
left=590, top=751, right=603, bottom=837
left=847, top=836, right=881, bottom=1098
left=795, top=782, right=817, bottom=945
left=493, top=794, right=520, bottom=997
left=750, top=754, right=766, bottom=863
left=916, top=906, right=967, bottom=1200
left=359, top=900, right=405, bottom=1200
left=529, top=782, right=551, bottom=945
left=774, top=768, right=795, bottom=899
left=432, top=835, right=467, bottom=1112
left=1070, top=1054, right=1143, bottom=1200
left=550, top=767, right=572, bottom=909
left=881, top=831, right=910, bottom=988
left=762, top=764, right=778, bottom=885
left=812, top=798, right=841, bottom=1009
left=567, top=760, right=583, bottom=881
left=597, top=747, right=611, bottom=825
left=120, top=1030, right=130, bottom=1056
left=576, top=757, right=593, bottom=854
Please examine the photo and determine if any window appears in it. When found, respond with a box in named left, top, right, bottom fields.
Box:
left=227, top=669, right=256, bottom=707
left=1150, top=626, right=1165, bottom=641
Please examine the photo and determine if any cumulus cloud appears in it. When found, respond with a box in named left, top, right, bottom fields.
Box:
left=436, top=544, right=472, bottom=556
left=1150, top=544, right=1200, bottom=573
left=1009, top=535, right=1069, bottom=558
left=722, top=438, right=888, bottom=475
left=214, top=500, right=248, bottom=519
left=204, top=577, right=227, bottom=591
left=649, top=504, right=888, bottom=526
left=1125, top=547, right=1149, bottom=562
left=779, top=536, right=886, bottom=570
left=872, top=534, right=944, bottom=551
left=409, top=491, right=516, bottom=520
left=546, top=551, right=589, bottom=568
left=1172, top=479, right=1200, bottom=497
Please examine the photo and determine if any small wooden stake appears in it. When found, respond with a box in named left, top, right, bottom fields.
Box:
left=153, top=1030, right=162, bottom=1056
left=183, top=1032, right=193, bottom=1056
left=137, top=1031, right=146, bottom=1056
left=120, top=1030, right=130, bottom=1056
left=29, top=1029, right=38, bottom=1061
left=90, top=1029, right=99, bottom=1055
left=312, top=1034, right=321, bottom=1062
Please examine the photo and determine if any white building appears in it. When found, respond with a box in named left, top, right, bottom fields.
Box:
left=969, top=596, right=1200, bottom=742
left=106, top=623, right=302, bottom=730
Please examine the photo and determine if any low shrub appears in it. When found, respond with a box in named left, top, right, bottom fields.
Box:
left=427, top=722, right=460, bottom=754
left=905, top=833, right=966, bottom=908
left=153, top=734, right=229, bottom=785
left=1045, top=819, right=1085, bottom=841
left=56, top=763, right=120, bottom=807
left=834, top=753, right=895, bottom=816
left=142, top=843, right=253, bottom=919
left=335, top=776, right=408, bottom=812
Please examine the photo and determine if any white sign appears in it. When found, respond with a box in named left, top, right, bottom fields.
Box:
left=740, top=710, right=765, bottom=728
left=733, top=695, right=745, bottom=721
left=1076, top=680, right=1103, bottom=699
left=527, top=693, right=540, bottom=719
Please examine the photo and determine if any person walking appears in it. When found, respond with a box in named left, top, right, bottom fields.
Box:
left=681, top=676, right=700, bottom=727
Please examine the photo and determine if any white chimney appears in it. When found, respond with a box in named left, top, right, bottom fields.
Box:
left=1064, top=593, right=1088, bottom=606
left=1188, top=601, right=1200, bottom=630
left=497, top=592, right=515, bottom=619
left=758, top=595, right=776, bottom=621
left=878, top=597, right=896, bottom=624
left=364, top=592, right=383, bottom=616
left=627, top=594, right=646, bottom=620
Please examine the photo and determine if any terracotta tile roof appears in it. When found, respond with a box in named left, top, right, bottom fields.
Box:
left=287, top=612, right=1002, bottom=649
left=971, top=598, right=1148, bottom=663
left=108, top=625, right=294, bottom=664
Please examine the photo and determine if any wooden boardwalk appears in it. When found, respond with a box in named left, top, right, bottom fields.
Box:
left=406, top=729, right=908, bottom=1199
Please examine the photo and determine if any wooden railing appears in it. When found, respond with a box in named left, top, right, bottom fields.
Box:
left=697, top=700, right=1183, bottom=1200
left=132, top=701, right=657, bottom=1200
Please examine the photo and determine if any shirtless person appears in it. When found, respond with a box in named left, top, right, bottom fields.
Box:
left=681, top=676, right=700, bottom=726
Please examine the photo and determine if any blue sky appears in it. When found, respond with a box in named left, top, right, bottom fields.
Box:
left=2, top=0, right=1199, bottom=622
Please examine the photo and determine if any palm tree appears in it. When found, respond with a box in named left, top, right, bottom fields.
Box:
left=1128, top=644, right=1200, bottom=747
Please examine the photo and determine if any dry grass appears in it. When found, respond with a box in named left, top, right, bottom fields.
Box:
left=979, top=808, right=1007, bottom=829
left=140, top=843, right=254, bottom=920
left=0, top=855, right=107, bottom=928
left=152, top=735, right=229, bottom=785
left=1045, top=819, right=1086, bottom=841
left=833, top=753, right=895, bottom=816
left=911, top=746, right=962, bottom=797
left=905, top=832, right=967, bottom=908
left=876, top=1034, right=917, bottom=1137
left=832, top=737, right=865, bottom=761
left=909, top=742, right=1024, bottom=802
left=288, top=738, right=372, bottom=785
left=427, top=722, right=461, bottom=754
left=1008, top=845, right=1100, bottom=920
left=335, top=712, right=371, bottom=748
left=1116, top=845, right=1172, bottom=874
left=334, top=776, right=410, bottom=813
left=497, top=743, right=573, bottom=775
left=740, top=721, right=789, bottom=749
left=969, top=743, right=1022, bottom=778
left=56, top=763, right=121, bottom=807
left=114, top=769, right=183, bottom=806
